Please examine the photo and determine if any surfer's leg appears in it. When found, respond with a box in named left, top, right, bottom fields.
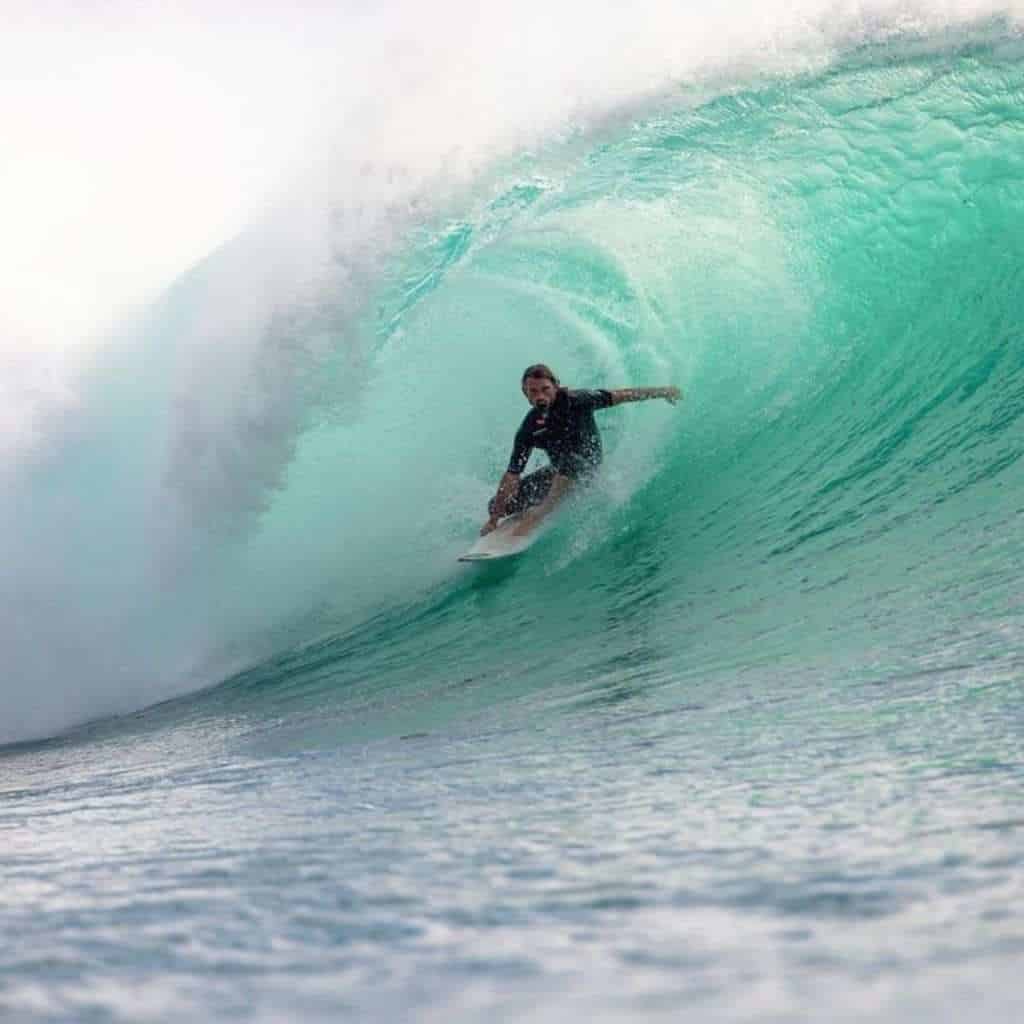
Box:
left=516, top=466, right=557, bottom=510
left=492, top=466, right=556, bottom=517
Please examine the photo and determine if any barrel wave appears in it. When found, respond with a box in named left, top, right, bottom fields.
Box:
left=3, top=30, right=1024, bottom=745
left=4, top=20, right=1024, bottom=1024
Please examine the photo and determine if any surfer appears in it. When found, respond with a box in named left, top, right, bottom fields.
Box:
left=481, top=364, right=681, bottom=536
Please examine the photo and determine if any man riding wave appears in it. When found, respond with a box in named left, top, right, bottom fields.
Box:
left=482, top=364, right=681, bottom=537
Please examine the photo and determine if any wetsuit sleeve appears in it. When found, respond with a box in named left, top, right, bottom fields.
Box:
left=507, top=427, right=532, bottom=474
left=570, top=389, right=614, bottom=411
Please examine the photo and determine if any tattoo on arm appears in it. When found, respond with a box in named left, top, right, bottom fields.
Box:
left=611, top=387, right=673, bottom=404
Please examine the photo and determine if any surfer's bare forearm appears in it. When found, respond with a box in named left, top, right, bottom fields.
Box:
left=482, top=472, right=520, bottom=533
left=492, top=472, right=520, bottom=515
left=609, top=386, right=681, bottom=405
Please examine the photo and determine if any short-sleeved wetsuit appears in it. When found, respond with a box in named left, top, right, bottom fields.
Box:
left=492, top=388, right=614, bottom=517
left=508, top=388, right=614, bottom=478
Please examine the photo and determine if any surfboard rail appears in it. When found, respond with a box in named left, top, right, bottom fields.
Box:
left=458, top=515, right=538, bottom=562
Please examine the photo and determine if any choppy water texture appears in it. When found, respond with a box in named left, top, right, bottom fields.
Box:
left=3, top=26, right=1024, bottom=1023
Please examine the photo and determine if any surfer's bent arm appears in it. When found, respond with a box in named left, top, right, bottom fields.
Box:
left=608, top=386, right=681, bottom=406
left=482, top=430, right=533, bottom=533
left=483, top=471, right=521, bottom=533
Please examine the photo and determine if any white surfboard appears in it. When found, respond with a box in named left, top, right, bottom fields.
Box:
left=458, top=515, right=539, bottom=562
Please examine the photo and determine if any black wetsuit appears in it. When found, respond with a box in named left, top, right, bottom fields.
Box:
left=492, top=388, right=614, bottom=516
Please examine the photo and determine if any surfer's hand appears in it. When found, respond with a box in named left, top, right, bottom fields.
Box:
left=663, top=386, right=682, bottom=405
left=480, top=517, right=499, bottom=536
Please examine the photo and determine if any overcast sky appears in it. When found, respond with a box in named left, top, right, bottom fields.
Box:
left=0, top=3, right=359, bottom=351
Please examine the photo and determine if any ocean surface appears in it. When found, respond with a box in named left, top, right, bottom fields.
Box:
left=3, top=10, right=1024, bottom=1022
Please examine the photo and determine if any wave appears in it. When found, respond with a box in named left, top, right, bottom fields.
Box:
left=3, top=8, right=1024, bottom=745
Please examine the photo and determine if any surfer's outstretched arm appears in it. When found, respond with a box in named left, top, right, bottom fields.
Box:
left=609, top=386, right=681, bottom=406
left=511, top=473, right=573, bottom=537
left=481, top=471, right=521, bottom=535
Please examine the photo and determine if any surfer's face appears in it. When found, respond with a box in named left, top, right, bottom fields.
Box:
left=523, top=377, right=557, bottom=413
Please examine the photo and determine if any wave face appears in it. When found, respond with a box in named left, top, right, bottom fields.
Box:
left=3, top=21, right=1024, bottom=744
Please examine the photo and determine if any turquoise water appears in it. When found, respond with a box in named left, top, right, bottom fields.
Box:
left=3, top=27, right=1024, bottom=1022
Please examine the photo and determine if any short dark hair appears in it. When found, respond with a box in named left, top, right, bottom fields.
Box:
left=521, top=363, right=559, bottom=387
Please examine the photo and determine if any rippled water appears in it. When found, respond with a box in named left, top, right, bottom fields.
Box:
left=4, top=652, right=1023, bottom=1021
